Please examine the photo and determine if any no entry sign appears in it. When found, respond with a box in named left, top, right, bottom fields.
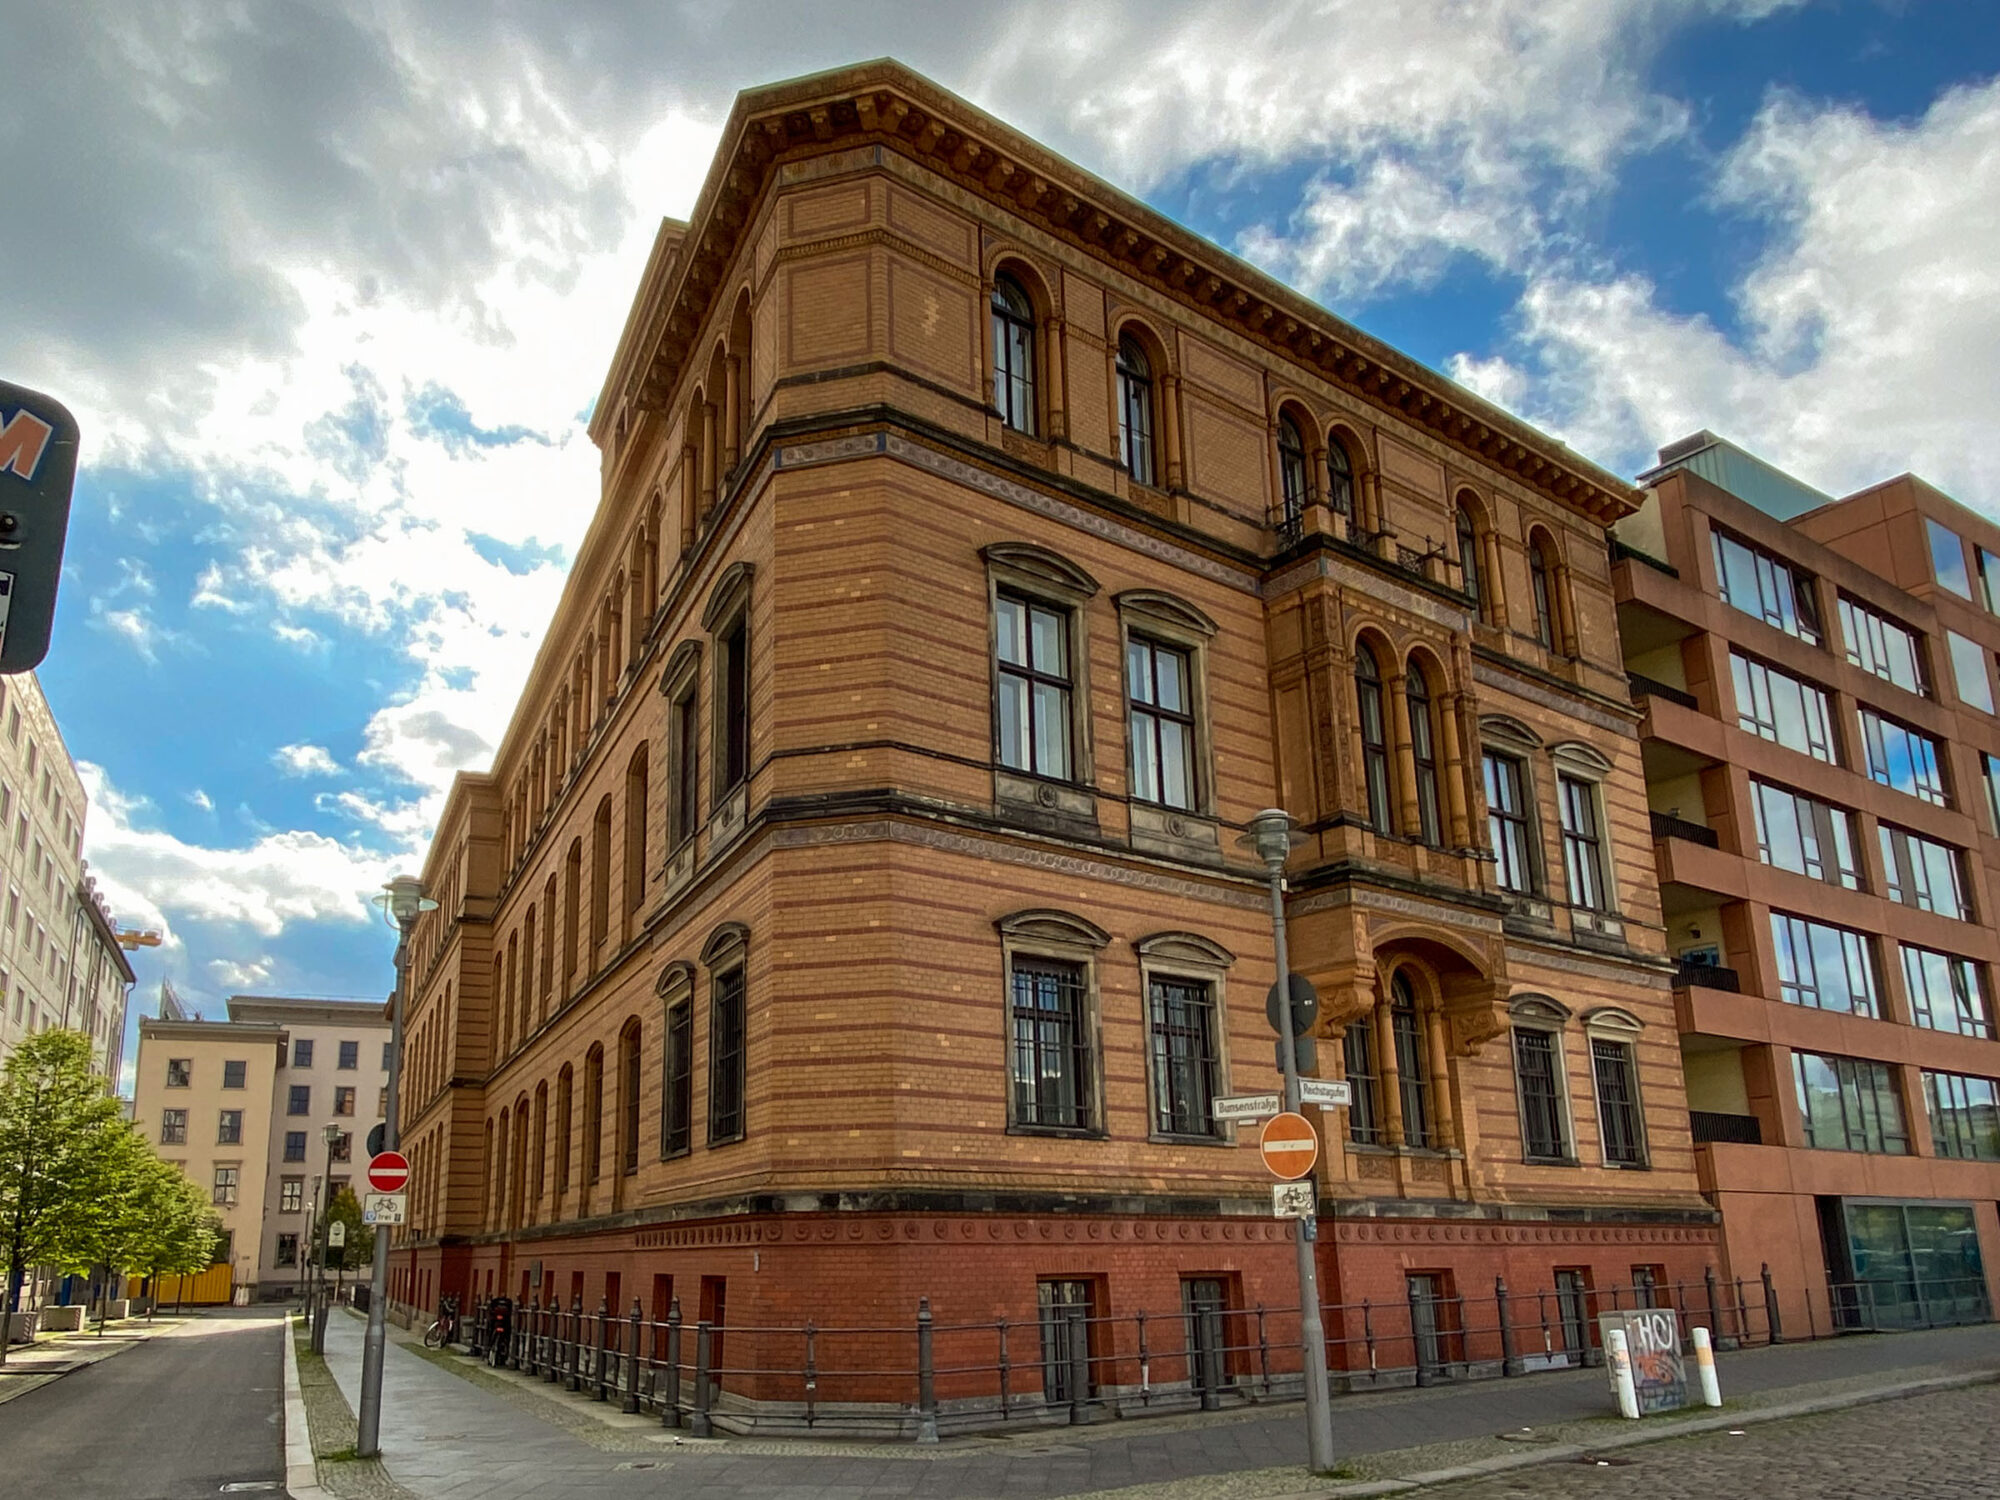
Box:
left=1259, top=1112, right=1319, bottom=1180
left=366, top=1151, right=410, bottom=1193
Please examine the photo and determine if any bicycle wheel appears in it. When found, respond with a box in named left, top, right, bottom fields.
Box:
left=423, top=1322, right=444, bottom=1349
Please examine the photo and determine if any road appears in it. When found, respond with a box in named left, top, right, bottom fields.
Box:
left=0, top=1308, right=285, bottom=1500
left=1431, top=1379, right=2000, bottom=1499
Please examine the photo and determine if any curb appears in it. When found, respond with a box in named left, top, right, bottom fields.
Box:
left=0, top=1318, right=177, bottom=1405
left=1286, top=1367, right=2000, bottom=1497
left=282, top=1316, right=330, bottom=1500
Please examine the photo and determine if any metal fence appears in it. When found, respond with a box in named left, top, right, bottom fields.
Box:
left=442, top=1263, right=1966, bottom=1439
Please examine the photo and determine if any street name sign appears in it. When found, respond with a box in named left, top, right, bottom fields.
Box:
left=0, top=380, right=77, bottom=674
left=1213, top=1093, right=1282, bottom=1122
left=1259, top=1112, right=1319, bottom=1180
left=361, top=1193, right=406, bottom=1226
left=365, top=1151, right=410, bottom=1193
left=1298, top=1078, right=1352, bottom=1109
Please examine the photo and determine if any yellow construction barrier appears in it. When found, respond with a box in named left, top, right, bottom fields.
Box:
left=126, top=1265, right=234, bottom=1306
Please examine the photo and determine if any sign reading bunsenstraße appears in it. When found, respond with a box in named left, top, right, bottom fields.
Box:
left=0, top=381, right=78, bottom=674
left=1213, top=1093, right=1282, bottom=1122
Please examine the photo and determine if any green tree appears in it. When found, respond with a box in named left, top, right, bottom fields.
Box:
left=132, top=1172, right=220, bottom=1320
left=321, top=1186, right=372, bottom=1274
left=54, top=1123, right=161, bottom=1332
left=0, top=1031, right=125, bottom=1365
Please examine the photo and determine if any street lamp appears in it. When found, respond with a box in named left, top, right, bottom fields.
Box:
left=311, top=1122, right=342, bottom=1353
left=1238, top=808, right=1337, bottom=1474
left=356, top=874, right=435, bottom=1460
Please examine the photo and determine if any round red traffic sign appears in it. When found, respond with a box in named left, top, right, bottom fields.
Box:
left=1259, top=1112, right=1319, bottom=1180
left=366, top=1151, right=410, bottom=1193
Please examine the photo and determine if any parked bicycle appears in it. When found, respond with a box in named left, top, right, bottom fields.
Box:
left=423, top=1294, right=461, bottom=1350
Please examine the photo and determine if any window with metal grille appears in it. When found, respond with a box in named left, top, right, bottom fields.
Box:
left=1148, top=977, right=1221, bottom=1138
left=1513, top=1029, right=1568, bottom=1162
left=708, top=969, right=746, bottom=1144
left=1592, top=1039, right=1646, bottom=1165
left=1408, top=666, right=1442, bottom=847
left=1344, top=1020, right=1381, bottom=1145
left=1484, top=751, right=1534, bottom=893
left=1901, top=945, right=1991, bottom=1038
left=1391, top=975, right=1431, bottom=1148
left=663, top=998, right=693, bottom=1157
left=1116, top=336, right=1155, bottom=485
left=992, top=275, right=1036, bottom=433
left=1356, top=643, right=1391, bottom=831
left=1010, top=958, right=1093, bottom=1131
left=995, top=592, right=1073, bottom=780
left=1792, top=1050, right=1907, bottom=1154
left=1127, top=637, right=1195, bottom=810
left=1037, top=1279, right=1097, bottom=1402
left=1558, top=775, right=1608, bottom=911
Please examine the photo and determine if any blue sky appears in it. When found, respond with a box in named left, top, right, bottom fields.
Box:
left=8, top=2, right=1998, bottom=1088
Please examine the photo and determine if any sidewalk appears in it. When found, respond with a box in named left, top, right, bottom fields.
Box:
left=316, top=1312, right=2000, bottom=1500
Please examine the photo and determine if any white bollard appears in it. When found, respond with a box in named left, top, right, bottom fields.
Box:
left=1692, top=1325, right=1723, bottom=1407
left=1604, top=1326, right=1641, bottom=1420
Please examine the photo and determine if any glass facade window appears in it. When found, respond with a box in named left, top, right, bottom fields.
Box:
left=1928, top=518, right=1972, bottom=597
left=1010, top=957, right=1093, bottom=1131
left=1484, top=752, right=1535, bottom=893
left=1558, top=775, right=1608, bottom=911
left=1592, top=1039, right=1646, bottom=1166
left=1712, top=528, right=1821, bottom=643
left=1899, top=945, right=1992, bottom=1038
left=1513, top=1028, right=1568, bottom=1162
left=1985, top=753, right=2000, bottom=836
left=1792, top=1051, right=1908, bottom=1154
left=1924, top=1071, right=2000, bottom=1160
left=1877, top=825, right=1970, bottom=920
left=1127, top=637, right=1195, bottom=810
left=1838, top=596, right=1928, bottom=696
left=1859, top=707, right=1948, bottom=806
left=1771, top=912, right=1878, bottom=1016
left=1731, top=652, right=1836, bottom=762
left=995, top=592, right=1073, bottom=780
left=1948, top=630, right=1995, bottom=713
left=1828, top=1199, right=1989, bottom=1330
left=1750, top=779, right=1861, bottom=889
left=1981, top=546, right=2000, bottom=614
left=1147, top=976, right=1222, bottom=1138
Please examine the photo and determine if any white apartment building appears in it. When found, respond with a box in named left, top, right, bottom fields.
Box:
left=71, top=879, right=136, bottom=1083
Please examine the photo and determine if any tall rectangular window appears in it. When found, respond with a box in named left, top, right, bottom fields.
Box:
left=283, top=1131, right=307, bottom=1163
left=1127, top=638, right=1195, bottom=810
left=1981, top=546, right=2000, bottom=614
left=217, top=1110, right=243, bottom=1144
left=287, top=1084, right=310, bottom=1116
left=1558, top=775, right=1607, bottom=911
left=1712, top=528, right=1821, bottom=643
left=1984, top=753, right=2000, bottom=835
left=707, top=969, right=746, bottom=1145
left=1731, top=652, right=1836, bottom=762
left=1859, top=707, right=1948, bottom=805
left=334, top=1087, right=356, bottom=1117
left=1009, top=957, right=1092, bottom=1131
left=1592, top=1039, right=1646, bottom=1166
left=1770, top=912, right=1878, bottom=1016
left=160, top=1109, right=187, bottom=1145
left=1344, top=1020, right=1381, bottom=1145
left=166, top=1058, right=191, bottom=1088
left=669, top=681, right=698, bottom=846
left=1750, top=779, right=1861, bottom=889
left=1878, top=825, right=1970, bottom=920
left=280, top=1177, right=304, bottom=1213
left=1900, top=946, right=1992, bottom=1038
left=1928, top=518, right=1971, bottom=597
left=1948, top=630, right=1995, bottom=713
left=1484, top=751, right=1534, bottom=893
left=995, top=593, right=1072, bottom=780
left=276, top=1233, right=298, bottom=1267
left=1923, top=1071, right=2000, bottom=1160
left=293, top=1039, right=314, bottom=1068
left=1792, top=1051, right=1908, bottom=1154
left=1147, top=977, right=1221, bottom=1138
left=212, top=1166, right=239, bottom=1207
left=338, top=1040, right=359, bottom=1070
left=1839, top=596, right=1928, bottom=697
left=663, top=997, right=693, bottom=1157
left=719, top=616, right=750, bottom=793
left=1513, top=1029, right=1568, bottom=1162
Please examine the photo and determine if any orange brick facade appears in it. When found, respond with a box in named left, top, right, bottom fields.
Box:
left=387, top=64, right=1718, bottom=1413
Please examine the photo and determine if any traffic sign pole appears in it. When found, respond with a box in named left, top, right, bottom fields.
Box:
left=356, top=903, right=416, bottom=1458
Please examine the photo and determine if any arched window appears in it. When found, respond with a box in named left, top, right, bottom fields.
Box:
left=1326, top=438, right=1354, bottom=517
left=1116, top=335, right=1156, bottom=486
left=1277, top=414, right=1308, bottom=531
left=1456, top=503, right=1481, bottom=607
left=583, top=1045, right=604, bottom=1187
left=1355, top=642, right=1392, bottom=832
left=619, top=1021, right=642, bottom=1176
left=992, top=275, right=1036, bottom=434
left=1390, top=971, right=1432, bottom=1148
left=1529, top=534, right=1558, bottom=650
left=1407, top=662, right=1442, bottom=847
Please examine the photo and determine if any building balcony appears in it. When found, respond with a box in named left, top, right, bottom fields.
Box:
left=1649, top=810, right=1718, bottom=847
left=1674, top=958, right=1741, bottom=993
left=1690, top=1110, right=1761, bottom=1145
left=1630, top=674, right=1698, bottom=711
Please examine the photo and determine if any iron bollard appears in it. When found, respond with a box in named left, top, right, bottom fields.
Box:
left=1407, top=1281, right=1432, bottom=1387
left=1496, top=1277, right=1517, bottom=1377
left=625, top=1299, right=643, bottom=1414
left=1197, top=1301, right=1224, bottom=1412
left=1761, top=1264, right=1783, bottom=1344
left=595, top=1298, right=610, bottom=1401
left=662, top=1299, right=683, bottom=1429
left=1135, top=1309, right=1151, bottom=1407
left=803, top=1320, right=819, bottom=1428
left=916, top=1298, right=938, bottom=1443
left=568, top=1295, right=583, bottom=1392
left=1256, top=1304, right=1272, bottom=1395
left=1705, top=1266, right=1724, bottom=1350
left=1064, top=1306, right=1092, bottom=1425
left=545, top=1297, right=561, bottom=1383
left=691, top=1319, right=713, bottom=1438
left=1733, top=1277, right=1750, bottom=1345
left=996, top=1321, right=1012, bottom=1418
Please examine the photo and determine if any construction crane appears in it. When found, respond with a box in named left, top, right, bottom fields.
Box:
left=115, top=927, right=162, bottom=951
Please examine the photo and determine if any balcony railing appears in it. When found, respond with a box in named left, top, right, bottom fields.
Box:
left=1649, top=810, right=1720, bottom=848
left=1610, top=537, right=1680, bottom=578
left=1690, top=1111, right=1762, bottom=1145
left=1674, top=959, right=1741, bottom=993
left=1628, top=673, right=1698, bottom=710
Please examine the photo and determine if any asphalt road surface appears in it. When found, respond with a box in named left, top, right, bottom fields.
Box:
left=0, top=1309, right=285, bottom=1500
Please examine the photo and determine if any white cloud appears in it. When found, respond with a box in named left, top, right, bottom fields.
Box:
left=185, top=788, right=215, bottom=813
left=1470, top=78, right=2000, bottom=499
left=273, top=743, right=344, bottom=778
left=209, top=957, right=275, bottom=991
left=92, top=606, right=162, bottom=663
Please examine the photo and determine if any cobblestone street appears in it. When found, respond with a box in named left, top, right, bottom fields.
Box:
left=1432, top=1382, right=2000, bottom=1500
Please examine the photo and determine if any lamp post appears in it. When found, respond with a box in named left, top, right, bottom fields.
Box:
left=1240, top=808, right=1336, bottom=1474
left=356, top=875, right=434, bottom=1460
left=312, top=1122, right=341, bottom=1353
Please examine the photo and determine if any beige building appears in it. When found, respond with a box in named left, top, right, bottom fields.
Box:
left=133, top=1014, right=286, bottom=1291
left=228, top=996, right=391, bottom=1298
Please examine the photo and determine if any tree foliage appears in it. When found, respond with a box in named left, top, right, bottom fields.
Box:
left=321, top=1185, right=373, bottom=1273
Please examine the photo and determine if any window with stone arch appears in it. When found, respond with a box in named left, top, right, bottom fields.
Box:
left=1277, top=411, right=1310, bottom=534
left=1389, top=969, right=1434, bottom=1149
left=1115, top=332, right=1157, bottom=486
left=1455, top=493, right=1488, bottom=615
left=991, top=272, right=1037, bottom=434
left=1528, top=528, right=1562, bottom=651
left=1406, top=652, right=1444, bottom=848
left=1354, top=639, right=1392, bottom=831
left=1325, top=432, right=1356, bottom=518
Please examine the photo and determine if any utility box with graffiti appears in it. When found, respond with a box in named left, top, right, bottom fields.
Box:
left=1599, top=1308, right=1687, bottom=1414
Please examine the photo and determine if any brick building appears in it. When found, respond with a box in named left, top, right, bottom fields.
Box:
left=389, top=62, right=1718, bottom=1417
left=1614, top=432, right=2000, bottom=1335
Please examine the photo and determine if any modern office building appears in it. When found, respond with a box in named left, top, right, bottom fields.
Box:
left=1613, top=431, right=2000, bottom=1333
left=389, top=60, right=1722, bottom=1412
left=69, top=877, right=136, bottom=1085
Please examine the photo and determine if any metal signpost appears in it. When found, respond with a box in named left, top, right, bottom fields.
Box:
left=0, top=380, right=78, bottom=674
